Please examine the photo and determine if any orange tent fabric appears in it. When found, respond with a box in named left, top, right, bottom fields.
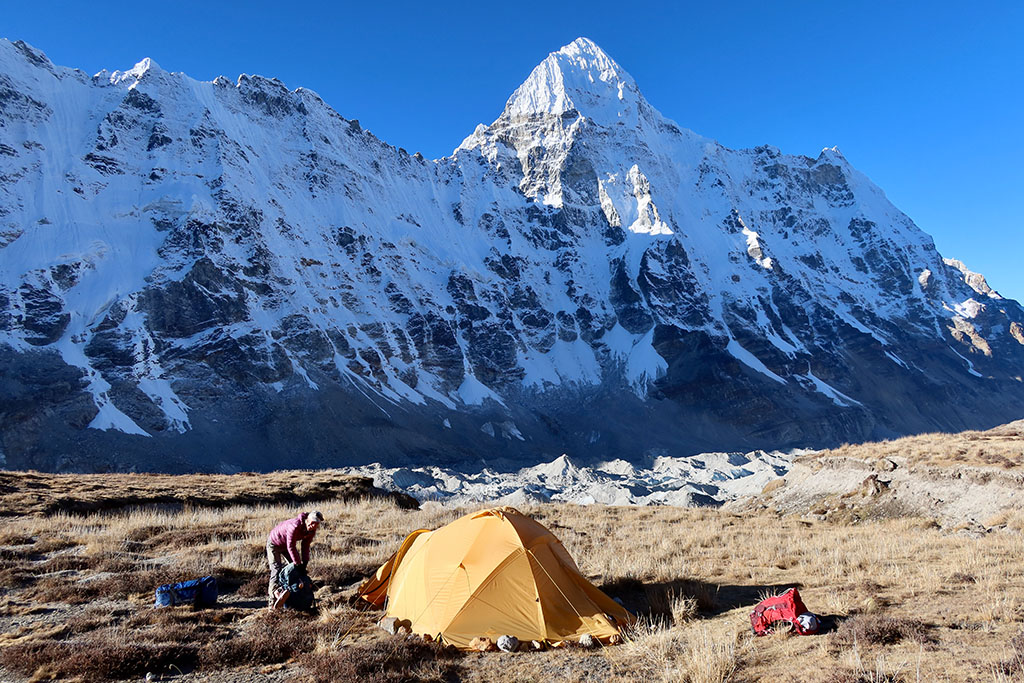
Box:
left=358, top=528, right=429, bottom=608
left=357, top=507, right=634, bottom=649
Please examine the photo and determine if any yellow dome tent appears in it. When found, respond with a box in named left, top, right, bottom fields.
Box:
left=358, top=507, right=634, bottom=649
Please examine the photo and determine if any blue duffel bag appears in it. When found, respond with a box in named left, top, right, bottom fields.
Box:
left=154, top=575, right=218, bottom=608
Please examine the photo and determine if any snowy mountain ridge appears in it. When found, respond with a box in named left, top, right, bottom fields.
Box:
left=1, top=37, right=1022, bottom=472
left=341, top=448, right=798, bottom=507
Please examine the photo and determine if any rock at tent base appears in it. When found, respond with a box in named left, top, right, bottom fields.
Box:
left=397, top=625, right=411, bottom=636
left=609, top=633, right=622, bottom=645
left=579, top=633, right=596, bottom=648
left=378, top=617, right=399, bottom=635
left=497, top=635, right=519, bottom=652
left=470, top=636, right=496, bottom=652
left=530, top=640, right=545, bottom=651
left=421, top=633, right=434, bottom=643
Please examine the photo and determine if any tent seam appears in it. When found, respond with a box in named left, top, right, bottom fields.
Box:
left=440, top=547, right=527, bottom=635
left=526, top=547, right=609, bottom=647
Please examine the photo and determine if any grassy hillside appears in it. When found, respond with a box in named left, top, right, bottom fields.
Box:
left=0, top=468, right=1021, bottom=681
left=0, top=469, right=417, bottom=517
left=799, top=419, right=1024, bottom=469
left=743, top=419, right=1024, bottom=529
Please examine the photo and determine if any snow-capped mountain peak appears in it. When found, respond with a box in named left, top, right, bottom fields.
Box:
left=502, top=37, right=645, bottom=127
left=1, top=37, right=1023, bottom=473
left=110, top=57, right=163, bottom=84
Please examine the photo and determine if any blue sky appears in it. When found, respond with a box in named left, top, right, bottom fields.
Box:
left=5, top=1, right=1022, bottom=300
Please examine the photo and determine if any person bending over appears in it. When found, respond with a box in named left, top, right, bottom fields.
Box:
left=266, top=510, right=323, bottom=606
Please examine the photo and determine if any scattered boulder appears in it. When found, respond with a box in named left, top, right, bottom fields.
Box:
left=497, top=635, right=519, bottom=652
left=469, top=636, right=496, bottom=652
left=378, top=617, right=399, bottom=635
left=876, top=458, right=898, bottom=472
left=860, top=474, right=889, bottom=497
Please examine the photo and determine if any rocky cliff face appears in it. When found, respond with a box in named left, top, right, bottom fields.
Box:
left=1, top=37, right=1022, bottom=472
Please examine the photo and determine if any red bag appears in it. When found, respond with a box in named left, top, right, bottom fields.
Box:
left=749, top=588, right=817, bottom=635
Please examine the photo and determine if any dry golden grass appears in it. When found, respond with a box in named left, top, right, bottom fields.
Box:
left=805, top=419, right=1024, bottom=469
left=0, top=469, right=416, bottom=517
left=0, top=472, right=1021, bottom=681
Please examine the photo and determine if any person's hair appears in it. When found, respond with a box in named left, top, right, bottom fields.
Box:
left=308, top=510, right=324, bottom=525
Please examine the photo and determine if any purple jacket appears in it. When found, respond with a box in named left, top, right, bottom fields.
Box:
left=268, top=512, right=316, bottom=564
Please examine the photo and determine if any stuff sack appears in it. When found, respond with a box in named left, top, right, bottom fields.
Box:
left=749, top=587, right=818, bottom=635
left=154, top=575, right=218, bottom=608
left=278, top=562, right=316, bottom=612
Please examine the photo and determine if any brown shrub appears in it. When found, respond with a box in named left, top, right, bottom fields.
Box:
left=0, top=547, right=33, bottom=561
left=148, top=527, right=249, bottom=549
left=124, top=524, right=170, bottom=542
left=126, top=606, right=241, bottom=633
left=835, top=615, right=936, bottom=648
left=236, top=572, right=270, bottom=598
left=31, top=537, right=78, bottom=554
left=99, top=569, right=175, bottom=596
left=95, top=555, right=144, bottom=573
left=0, top=531, right=35, bottom=546
left=825, top=671, right=904, bottom=683
left=240, top=543, right=267, bottom=562
left=0, top=567, right=36, bottom=589
left=66, top=606, right=130, bottom=634
left=212, top=566, right=259, bottom=593
left=27, top=575, right=93, bottom=603
left=197, top=611, right=313, bottom=668
left=30, top=568, right=172, bottom=604
left=1012, top=630, right=1024, bottom=654
left=138, top=621, right=218, bottom=644
left=997, top=630, right=1024, bottom=678
left=334, top=535, right=384, bottom=553
left=38, top=554, right=97, bottom=572
left=313, top=561, right=380, bottom=587
left=947, top=572, right=977, bottom=584
left=300, top=639, right=463, bottom=683
left=9, top=610, right=318, bottom=678
left=0, top=639, right=199, bottom=680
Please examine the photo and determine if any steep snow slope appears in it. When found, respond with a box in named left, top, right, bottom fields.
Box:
left=1, top=37, right=1022, bottom=472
